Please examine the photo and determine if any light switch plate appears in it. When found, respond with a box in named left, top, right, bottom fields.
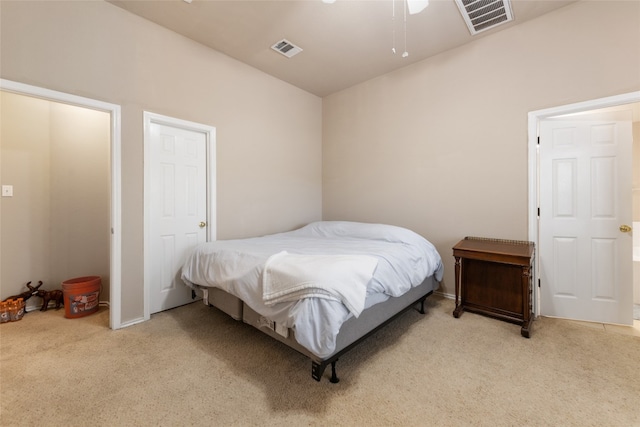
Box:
left=2, top=185, right=13, bottom=197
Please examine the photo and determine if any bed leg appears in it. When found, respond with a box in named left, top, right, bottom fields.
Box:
left=311, top=362, right=325, bottom=382
left=417, top=297, right=426, bottom=314
left=330, top=360, right=340, bottom=384
left=311, top=360, right=340, bottom=383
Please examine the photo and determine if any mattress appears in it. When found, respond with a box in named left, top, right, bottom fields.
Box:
left=238, top=275, right=439, bottom=363
left=181, top=221, right=444, bottom=358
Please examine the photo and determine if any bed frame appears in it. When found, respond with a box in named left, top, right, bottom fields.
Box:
left=201, top=275, right=438, bottom=383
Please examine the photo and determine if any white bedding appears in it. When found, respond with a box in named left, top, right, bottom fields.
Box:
left=263, top=251, right=378, bottom=317
left=181, top=221, right=444, bottom=358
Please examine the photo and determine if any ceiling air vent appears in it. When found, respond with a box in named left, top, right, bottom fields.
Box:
left=271, top=39, right=303, bottom=58
left=454, top=0, right=514, bottom=35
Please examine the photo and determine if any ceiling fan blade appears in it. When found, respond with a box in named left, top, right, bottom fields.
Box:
left=407, top=0, right=429, bottom=15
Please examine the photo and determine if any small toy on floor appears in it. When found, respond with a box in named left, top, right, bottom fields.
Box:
left=1, top=280, right=66, bottom=322
left=36, top=288, right=64, bottom=311
left=2, top=281, right=65, bottom=314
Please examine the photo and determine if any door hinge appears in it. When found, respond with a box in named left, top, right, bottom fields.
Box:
left=537, top=207, right=540, bottom=217
left=538, top=279, right=541, bottom=288
left=537, top=136, right=540, bottom=145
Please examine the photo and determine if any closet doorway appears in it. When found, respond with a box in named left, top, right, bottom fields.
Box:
left=0, top=80, right=122, bottom=329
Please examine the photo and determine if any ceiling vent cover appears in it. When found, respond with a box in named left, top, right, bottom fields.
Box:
left=271, top=39, right=303, bottom=58
left=454, top=0, right=514, bottom=35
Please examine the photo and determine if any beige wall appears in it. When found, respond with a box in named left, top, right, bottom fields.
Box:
left=322, top=0, right=640, bottom=296
left=49, top=101, right=111, bottom=300
left=2, top=0, right=638, bottom=320
left=1, top=93, right=52, bottom=300
left=0, top=92, right=111, bottom=307
left=0, top=1, right=322, bottom=323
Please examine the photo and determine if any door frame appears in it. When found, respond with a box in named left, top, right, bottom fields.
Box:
left=143, top=111, right=216, bottom=320
left=528, top=91, right=640, bottom=318
left=0, top=79, right=123, bottom=329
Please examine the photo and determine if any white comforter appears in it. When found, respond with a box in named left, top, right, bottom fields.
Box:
left=262, top=251, right=379, bottom=317
left=181, top=221, right=444, bottom=358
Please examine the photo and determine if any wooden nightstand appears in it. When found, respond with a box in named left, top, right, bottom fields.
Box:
left=453, top=237, right=535, bottom=338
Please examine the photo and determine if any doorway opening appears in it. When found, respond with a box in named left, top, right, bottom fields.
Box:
left=528, top=91, right=640, bottom=326
left=0, top=79, right=122, bottom=329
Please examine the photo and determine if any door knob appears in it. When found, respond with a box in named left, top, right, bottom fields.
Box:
left=619, top=224, right=632, bottom=233
left=199, top=221, right=206, bottom=228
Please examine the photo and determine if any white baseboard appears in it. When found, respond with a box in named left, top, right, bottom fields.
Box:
left=434, top=290, right=455, bottom=300
left=24, top=299, right=109, bottom=313
left=25, top=301, right=65, bottom=312
left=118, top=316, right=147, bottom=328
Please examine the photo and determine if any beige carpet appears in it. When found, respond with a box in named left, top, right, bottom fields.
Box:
left=1, top=295, right=639, bottom=426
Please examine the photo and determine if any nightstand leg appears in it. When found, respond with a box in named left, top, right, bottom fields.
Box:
left=453, top=256, right=463, bottom=318
left=521, top=319, right=532, bottom=338
left=520, top=265, right=532, bottom=338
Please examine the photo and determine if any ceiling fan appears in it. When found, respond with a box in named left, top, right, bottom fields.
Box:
left=322, top=0, right=429, bottom=57
left=403, top=0, right=430, bottom=15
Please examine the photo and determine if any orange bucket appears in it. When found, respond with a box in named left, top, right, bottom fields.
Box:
left=61, top=276, right=101, bottom=319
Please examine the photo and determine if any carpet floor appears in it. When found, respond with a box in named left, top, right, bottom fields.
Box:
left=1, top=295, right=639, bottom=426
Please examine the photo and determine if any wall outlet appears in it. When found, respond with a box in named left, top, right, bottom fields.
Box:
left=2, top=185, right=13, bottom=197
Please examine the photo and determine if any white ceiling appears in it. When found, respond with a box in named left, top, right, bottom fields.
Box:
left=108, top=0, right=576, bottom=97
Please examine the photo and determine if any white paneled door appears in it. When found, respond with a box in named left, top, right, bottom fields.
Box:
left=149, top=122, right=208, bottom=314
left=539, top=116, right=633, bottom=325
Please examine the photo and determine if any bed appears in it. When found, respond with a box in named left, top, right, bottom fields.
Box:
left=181, top=221, right=444, bottom=383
